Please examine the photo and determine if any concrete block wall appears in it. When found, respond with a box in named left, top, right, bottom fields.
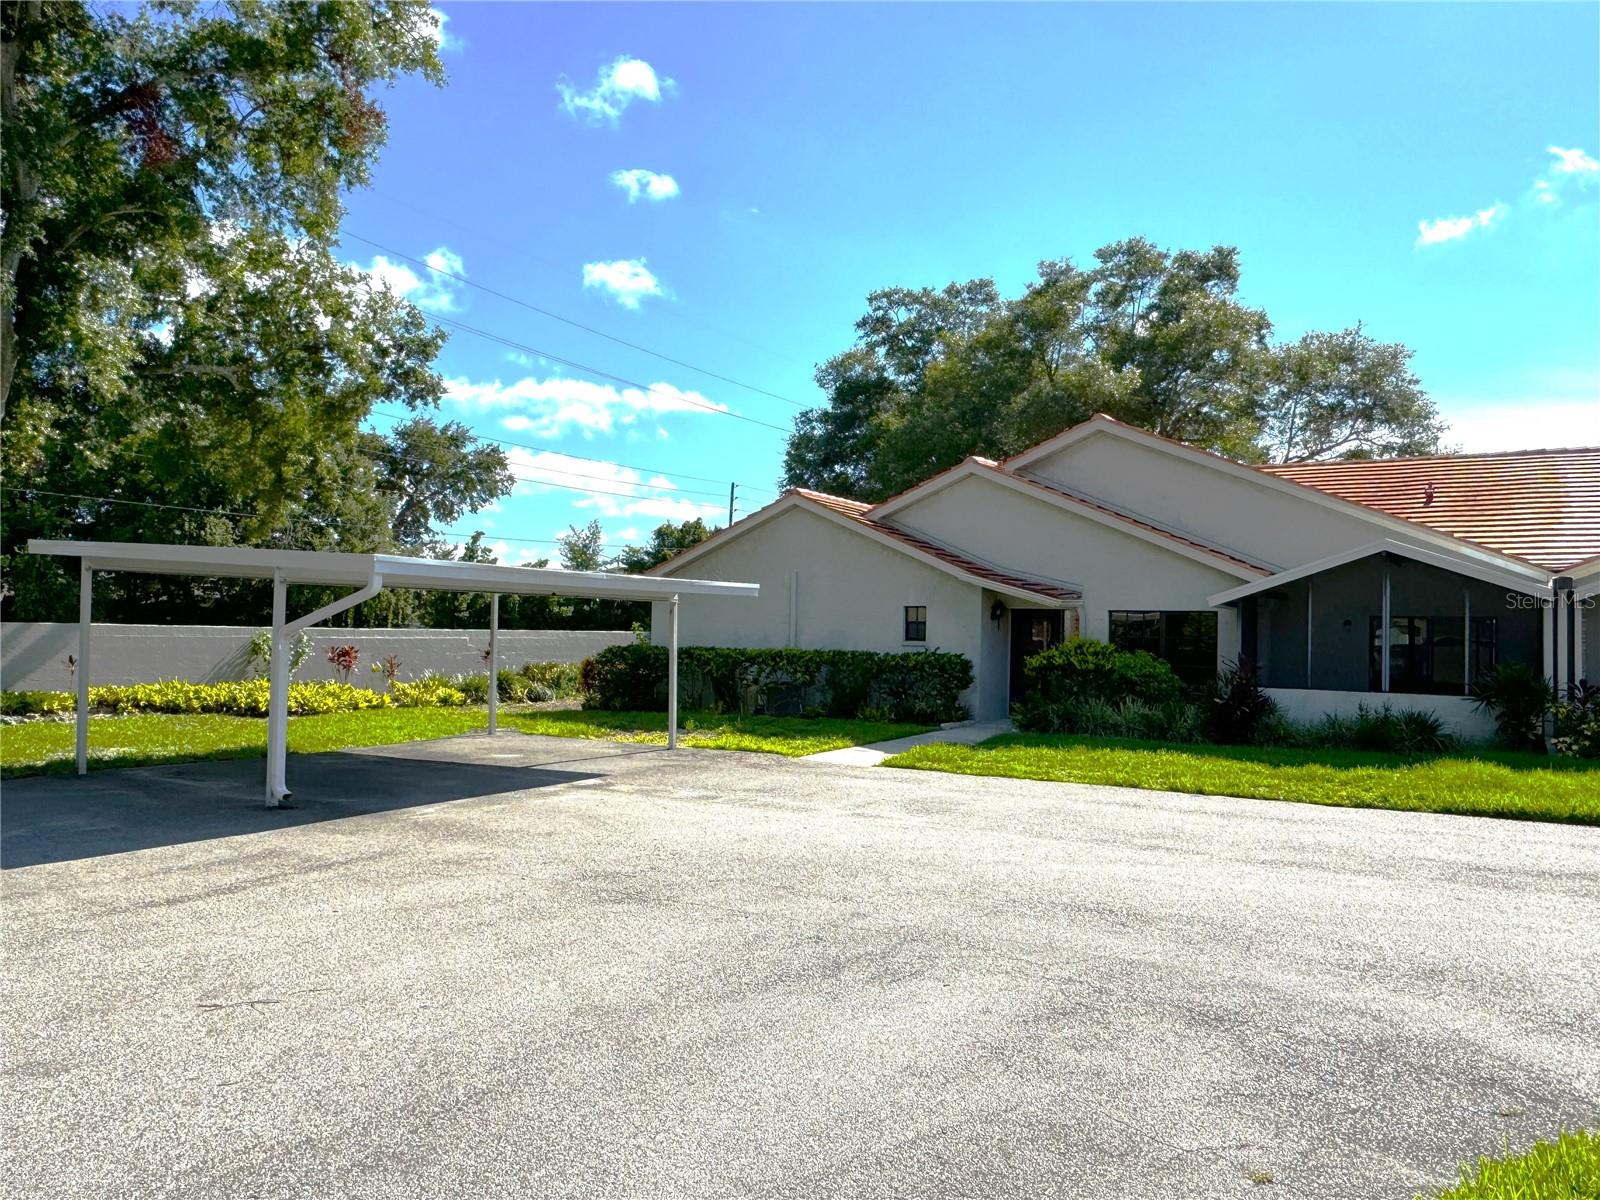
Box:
left=0, top=623, right=633, bottom=692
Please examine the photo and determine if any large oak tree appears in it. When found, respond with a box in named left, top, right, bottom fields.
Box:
left=783, top=238, right=1446, bottom=501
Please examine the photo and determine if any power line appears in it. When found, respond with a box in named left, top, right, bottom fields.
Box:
left=419, top=310, right=795, bottom=435
left=352, top=440, right=733, bottom=504
left=348, top=209, right=816, bottom=373
left=6, top=487, right=259, bottom=519
left=347, top=232, right=811, bottom=410
left=367, top=406, right=777, bottom=495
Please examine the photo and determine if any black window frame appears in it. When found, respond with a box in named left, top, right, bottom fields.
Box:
left=903, top=605, right=928, bottom=643
left=1368, top=615, right=1498, bottom=693
left=1107, top=610, right=1219, bottom=686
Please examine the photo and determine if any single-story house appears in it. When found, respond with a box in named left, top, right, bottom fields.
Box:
left=647, top=414, right=1600, bottom=738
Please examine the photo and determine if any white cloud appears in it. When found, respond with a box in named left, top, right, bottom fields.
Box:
left=447, top=373, right=724, bottom=436
left=1415, top=204, right=1506, bottom=247
left=557, top=57, right=671, bottom=124
left=354, top=245, right=466, bottom=311
left=503, top=448, right=720, bottom=522
left=611, top=168, right=680, bottom=203
left=1547, top=146, right=1600, bottom=176
left=582, top=258, right=665, bottom=309
left=1446, top=400, right=1600, bottom=452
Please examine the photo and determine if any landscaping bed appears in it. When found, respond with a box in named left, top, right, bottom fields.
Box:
left=883, top=734, right=1600, bottom=825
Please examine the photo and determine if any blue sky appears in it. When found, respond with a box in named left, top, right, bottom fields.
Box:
left=340, top=2, right=1600, bottom=564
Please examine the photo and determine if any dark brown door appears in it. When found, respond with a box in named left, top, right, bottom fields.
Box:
left=1010, top=609, right=1065, bottom=700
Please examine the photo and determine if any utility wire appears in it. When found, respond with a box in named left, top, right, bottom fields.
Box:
left=418, top=310, right=795, bottom=435
left=367, top=406, right=777, bottom=495
left=346, top=230, right=816, bottom=396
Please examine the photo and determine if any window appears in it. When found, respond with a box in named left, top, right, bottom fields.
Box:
left=1108, top=610, right=1218, bottom=686
left=1368, top=616, right=1497, bottom=693
left=904, top=605, right=927, bottom=642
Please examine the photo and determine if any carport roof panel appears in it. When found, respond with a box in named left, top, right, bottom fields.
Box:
left=26, top=540, right=758, bottom=601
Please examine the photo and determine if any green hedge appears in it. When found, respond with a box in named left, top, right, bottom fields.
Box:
left=581, top=644, right=973, bottom=723
left=1015, top=638, right=1184, bottom=732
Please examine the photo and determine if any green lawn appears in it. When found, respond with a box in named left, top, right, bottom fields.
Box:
left=883, top=733, right=1600, bottom=824
left=504, top=709, right=931, bottom=757
left=1418, top=1129, right=1599, bottom=1199
left=0, top=707, right=927, bottom=777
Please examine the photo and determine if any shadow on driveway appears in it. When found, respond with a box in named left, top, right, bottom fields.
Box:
left=1, top=743, right=632, bottom=869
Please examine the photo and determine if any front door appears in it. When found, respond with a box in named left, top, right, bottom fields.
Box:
left=1010, top=609, right=1065, bottom=701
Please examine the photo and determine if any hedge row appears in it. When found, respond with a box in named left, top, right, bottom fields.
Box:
left=581, top=643, right=973, bottom=723
left=3, top=679, right=437, bottom=717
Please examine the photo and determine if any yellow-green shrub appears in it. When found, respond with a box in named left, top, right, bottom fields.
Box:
left=79, top=679, right=392, bottom=716
left=0, top=690, right=77, bottom=716
left=391, top=678, right=469, bottom=708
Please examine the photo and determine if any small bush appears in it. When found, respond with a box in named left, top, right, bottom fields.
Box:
left=518, top=660, right=581, bottom=699
left=1553, top=681, right=1600, bottom=759
left=1015, top=695, right=1207, bottom=740
left=325, top=644, right=360, bottom=684
left=1470, top=661, right=1551, bottom=751
left=391, top=678, right=468, bottom=708
left=1209, top=657, right=1276, bottom=745
left=1022, top=638, right=1184, bottom=709
left=0, top=690, right=77, bottom=717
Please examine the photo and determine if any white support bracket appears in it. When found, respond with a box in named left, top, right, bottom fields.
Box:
left=265, top=571, right=383, bottom=808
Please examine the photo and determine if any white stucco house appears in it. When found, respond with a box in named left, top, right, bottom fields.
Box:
left=648, top=415, right=1600, bottom=738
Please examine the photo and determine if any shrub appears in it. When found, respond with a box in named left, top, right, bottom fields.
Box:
left=1014, top=695, right=1207, bottom=741
left=1553, top=680, right=1600, bottom=759
left=391, top=678, right=468, bottom=708
left=518, top=660, right=581, bottom=699
left=0, top=690, right=76, bottom=717
left=1470, top=661, right=1552, bottom=750
left=1023, top=638, right=1184, bottom=708
left=578, top=644, right=972, bottom=723
left=325, top=644, right=360, bottom=684
left=1209, top=657, right=1275, bottom=744
left=245, top=629, right=312, bottom=678
left=87, top=679, right=389, bottom=716
left=1342, top=704, right=1455, bottom=755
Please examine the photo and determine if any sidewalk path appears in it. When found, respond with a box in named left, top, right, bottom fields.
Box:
left=803, top=719, right=1014, bottom=766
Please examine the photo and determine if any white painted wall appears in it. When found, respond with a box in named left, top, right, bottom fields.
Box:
left=1265, top=688, right=1496, bottom=742
left=1021, top=430, right=1390, bottom=571
left=655, top=505, right=992, bottom=716
left=1, top=623, right=631, bottom=692
left=888, top=472, right=1243, bottom=645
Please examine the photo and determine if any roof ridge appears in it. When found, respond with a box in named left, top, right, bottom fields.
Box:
left=1262, top=445, right=1600, bottom=469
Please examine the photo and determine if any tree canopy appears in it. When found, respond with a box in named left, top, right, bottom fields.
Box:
left=0, top=1, right=523, bottom=622
left=783, top=238, right=1446, bottom=501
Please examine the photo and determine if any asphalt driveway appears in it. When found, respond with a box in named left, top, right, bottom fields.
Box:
left=3, top=734, right=1596, bottom=1199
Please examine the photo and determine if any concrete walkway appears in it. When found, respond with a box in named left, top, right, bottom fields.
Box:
left=803, top=718, right=1013, bottom=765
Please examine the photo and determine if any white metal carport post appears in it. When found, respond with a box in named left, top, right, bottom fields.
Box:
left=76, top=561, right=92, bottom=775
left=266, top=570, right=290, bottom=805
left=487, top=593, right=499, bottom=735
left=266, top=570, right=384, bottom=807
left=667, top=593, right=679, bottom=749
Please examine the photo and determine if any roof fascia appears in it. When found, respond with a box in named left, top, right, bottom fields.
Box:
left=1207, top=539, right=1551, bottom=606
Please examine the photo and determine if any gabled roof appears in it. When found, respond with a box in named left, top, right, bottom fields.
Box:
left=994, top=413, right=1556, bottom=579
left=651, top=490, right=1080, bottom=606
left=1259, top=448, right=1600, bottom=572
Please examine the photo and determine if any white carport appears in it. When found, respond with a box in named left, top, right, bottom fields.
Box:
left=26, top=540, right=757, bottom=806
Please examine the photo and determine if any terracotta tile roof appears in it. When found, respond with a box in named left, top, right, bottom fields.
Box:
left=1259, top=448, right=1600, bottom=571
left=997, top=469, right=1274, bottom=575
left=791, top=488, right=1082, bottom=601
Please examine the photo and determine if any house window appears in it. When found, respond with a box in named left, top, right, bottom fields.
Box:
left=904, top=605, right=927, bottom=642
left=1368, top=616, right=1497, bottom=693
left=1108, top=610, right=1218, bottom=686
